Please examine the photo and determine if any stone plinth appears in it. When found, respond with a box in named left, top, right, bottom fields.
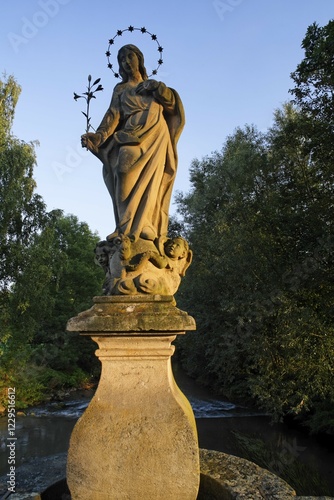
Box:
left=66, top=296, right=199, bottom=500
left=198, top=449, right=297, bottom=499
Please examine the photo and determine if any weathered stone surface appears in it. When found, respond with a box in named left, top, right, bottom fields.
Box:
left=199, top=449, right=297, bottom=499
left=82, top=44, right=188, bottom=296
left=82, top=45, right=184, bottom=246
left=95, top=235, right=193, bottom=296
left=66, top=296, right=199, bottom=499
left=66, top=295, right=196, bottom=334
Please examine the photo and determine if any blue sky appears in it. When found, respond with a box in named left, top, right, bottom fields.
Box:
left=1, top=0, right=333, bottom=239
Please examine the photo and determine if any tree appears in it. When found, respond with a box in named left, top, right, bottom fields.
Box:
left=176, top=125, right=271, bottom=394
left=0, top=74, right=47, bottom=380
left=0, top=75, right=104, bottom=408
left=290, top=20, right=334, bottom=124
left=25, top=211, right=102, bottom=374
left=2, top=210, right=103, bottom=406
left=0, top=75, right=47, bottom=291
left=176, top=96, right=334, bottom=431
left=249, top=102, right=334, bottom=427
left=289, top=20, right=334, bottom=195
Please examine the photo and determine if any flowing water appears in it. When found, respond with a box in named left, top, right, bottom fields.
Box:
left=0, top=365, right=333, bottom=496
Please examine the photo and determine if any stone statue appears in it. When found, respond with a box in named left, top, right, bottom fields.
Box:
left=82, top=44, right=190, bottom=296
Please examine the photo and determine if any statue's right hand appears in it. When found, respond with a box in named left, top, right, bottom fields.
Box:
left=81, top=133, right=100, bottom=150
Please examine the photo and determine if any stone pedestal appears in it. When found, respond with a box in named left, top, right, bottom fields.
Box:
left=66, top=296, right=200, bottom=500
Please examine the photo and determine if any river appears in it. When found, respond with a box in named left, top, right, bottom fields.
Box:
left=0, top=364, right=333, bottom=496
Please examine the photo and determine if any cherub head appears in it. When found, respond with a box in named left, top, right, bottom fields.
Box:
left=94, top=240, right=114, bottom=270
left=164, top=237, right=189, bottom=260
left=164, top=237, right=192, bottom=277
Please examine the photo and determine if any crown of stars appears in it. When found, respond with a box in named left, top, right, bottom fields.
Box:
left=106, top=26, right=164, bottom=79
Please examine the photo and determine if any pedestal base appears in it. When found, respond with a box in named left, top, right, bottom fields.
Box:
left=66, top=296, right=199, bottom=499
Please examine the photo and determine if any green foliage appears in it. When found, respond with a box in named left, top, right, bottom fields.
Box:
left=0, top=76, right=47, bottom=290
left=0, top=360, right=46, bottom=409
left=306, top=402, right=334, bottom=435
left=0, top=74, right=103, bottom=405
left=289, top=20, right=334, bottom=200
left=37, top=366, right=90, bottom=392
left=0, top=74, right=48, bottom=371
left=6, top=210, right=103, bottom=382
left=0, top=360, right=90, bottom=409
left=290, top=20, right=334, bottom=123
left=0, top=74, right=21, bottom=141
left=176, top=20, right=334, bottom=434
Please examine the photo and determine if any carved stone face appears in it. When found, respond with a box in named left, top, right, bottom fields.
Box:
left=115, top=235, right=132, bottom=260
left=119, top=48, right=140, bottom=78
left=95, top=247, right=109, bottom=266
left=164, top=238, right=186, bottom=259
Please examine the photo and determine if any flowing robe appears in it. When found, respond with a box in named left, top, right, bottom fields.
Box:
left=93, top=80, right=185, bottom=241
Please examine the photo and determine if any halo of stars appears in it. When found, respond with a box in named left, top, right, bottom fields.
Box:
left=105, top=26, right=164, bottom=79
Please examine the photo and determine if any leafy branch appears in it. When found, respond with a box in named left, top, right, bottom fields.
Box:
left=73, top=75, right=103, bottom=133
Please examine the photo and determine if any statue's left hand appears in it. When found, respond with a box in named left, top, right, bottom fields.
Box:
left=136, top=80, right=160, bottom=95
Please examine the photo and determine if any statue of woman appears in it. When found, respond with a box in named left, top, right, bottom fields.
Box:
left=81, top=44, right=185, bottom=243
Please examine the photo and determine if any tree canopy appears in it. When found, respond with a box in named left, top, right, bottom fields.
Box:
left=175, top=20, right=334, bottom=434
